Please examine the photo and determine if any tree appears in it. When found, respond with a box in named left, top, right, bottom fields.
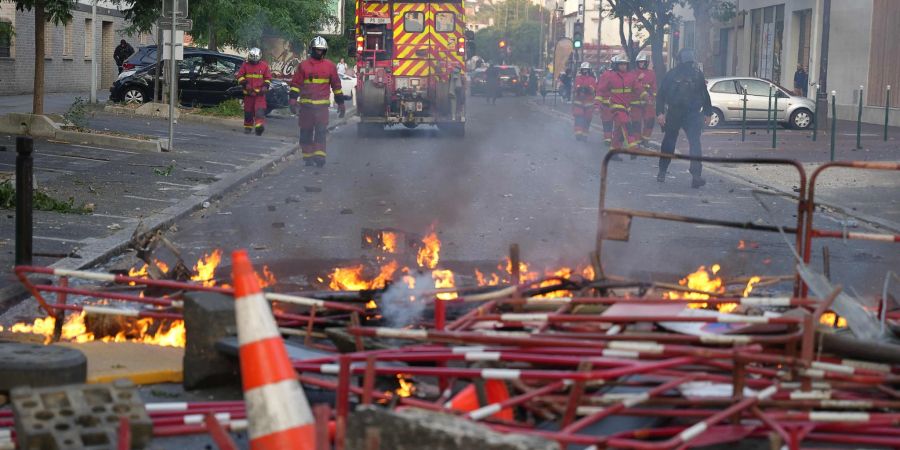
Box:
left=188, top=0, right=332, bottom=51
left=684, top=0, right=735, bottom=75
left=11, top=0, right=76, bottom=115
left=604, top=0, right=680, bottom=81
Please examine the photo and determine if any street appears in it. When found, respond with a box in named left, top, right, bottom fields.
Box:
left=159, top=95, right=897, bottom=301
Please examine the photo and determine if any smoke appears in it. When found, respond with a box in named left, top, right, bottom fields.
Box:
left=378, top=272, right=435, bottom=329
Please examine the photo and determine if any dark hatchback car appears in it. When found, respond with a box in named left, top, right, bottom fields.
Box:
left=110, top=48, right=290, bottom=112
left=497, top=65, right=523, bottom=95
left=121, top=45, right=159, bottom=71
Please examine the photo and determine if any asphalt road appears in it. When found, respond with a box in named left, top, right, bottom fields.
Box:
left=160, top=95, right=898, bottom=301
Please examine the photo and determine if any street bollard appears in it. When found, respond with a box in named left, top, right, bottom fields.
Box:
left=830, top=91, right=837, bottom=161
left=15, top=136, right=34, bottom=266
left=812, top=84, right=820, bottom=141
left=767, top=85, right=773, bottom=134
left=772, top=92, right=778, bottom=148
left=885, top=85, right=891, bottom=142
left=741, top=86, right=748, bottom=142
left=856, top=85, right=863, bottom=149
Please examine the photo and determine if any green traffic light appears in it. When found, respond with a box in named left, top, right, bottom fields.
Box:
left=574, top=41, right=582, bottom=48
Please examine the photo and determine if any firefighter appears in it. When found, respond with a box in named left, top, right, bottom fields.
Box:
left=634, top=52, right=657, bottom=145
left=596, top=54, right=642, bottom=152
left=572, top=62, right=596, bottom=141
left=289, top=36, right=346, bottom=167
left=236, top=48, right=272, bottom=136
left=594, top=60, right=614, bottom=146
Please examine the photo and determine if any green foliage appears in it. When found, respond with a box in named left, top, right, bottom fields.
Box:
left=188, top=0, right=332, bottom=50
left=0, top=180, right=91, bottom=214
left=63, top=96, right=88, bottom=130
left=153, top=162, right=176, bottom=177
left=196, top=98, right=242, bottom=117
left=474, top=21, right=541, bottom=67
left=11, top=0, right=77, bottom=25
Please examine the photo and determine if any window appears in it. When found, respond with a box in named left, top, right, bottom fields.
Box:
left=710, top=80, right=738, bottom=94
left=0, top=21, right=12, bottom=58
left=404, top=12, right=424, bottom=32
left=435, top=12, right=455, bottom=32
left=44, top=25, right=53, bottom=57
left=179, top=55, right=203, bottom=73
left=682, top=20, right=695, bottom=50
left=742, top=79, right=772, bottom=97
left=63, top=22, right=73, bottom=56
left=83, top=18, right=93, bottom=58
left=203, top=56, right=238, bottom=76
left=749, top=5, right=784, bottom=82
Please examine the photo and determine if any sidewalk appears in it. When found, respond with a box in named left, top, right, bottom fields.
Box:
left=0, top=91, right=110, bottom=115
left=0, top=100, right=352, bottom=300
left=531, top=98, right=900, bottom=233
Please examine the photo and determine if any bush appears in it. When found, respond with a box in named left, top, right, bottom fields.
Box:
left=197, top=99, right=243, bottom=117
left=0, top=181, right=91, bottom=214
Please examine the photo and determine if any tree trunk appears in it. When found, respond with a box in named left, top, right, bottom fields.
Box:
left=207, top=16, right=218, bottom=50
left=693, top=5, right=713, bottom=76
left=32, top=0, right=46, bottom=115
left=650, top=31, right=666, bottom=81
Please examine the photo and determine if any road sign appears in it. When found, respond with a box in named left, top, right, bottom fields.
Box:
left=162, top=0, right=189, bottom=17
left=159, top=18, right=193, bottom=31
left=162, top=30, right=185, bottom=61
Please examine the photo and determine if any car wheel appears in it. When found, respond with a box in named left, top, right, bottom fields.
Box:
left=790, top=108, right=813, bottom=129
left=123, top=87, right=147, bottom=105
left=707, top=108, right=723, bottom=128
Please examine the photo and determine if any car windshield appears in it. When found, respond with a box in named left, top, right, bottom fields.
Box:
left=499, top=68, right=517, bottom=77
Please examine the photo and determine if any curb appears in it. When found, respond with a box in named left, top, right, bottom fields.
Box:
left=0, top=113, right=162, bottom=153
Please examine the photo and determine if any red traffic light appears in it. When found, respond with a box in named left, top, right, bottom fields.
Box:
left=498, top=40, right=507, bottom=49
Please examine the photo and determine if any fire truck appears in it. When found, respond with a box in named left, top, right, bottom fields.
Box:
left=353, top=0, right=468, bottom=137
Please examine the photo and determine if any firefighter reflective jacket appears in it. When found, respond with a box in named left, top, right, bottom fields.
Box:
left=289, top=58, right=343, bottom=106
left=236, top=61, right=272, bottom=95
left=596, top=70, right=643, bottom=112
left=635, top=67, right=657, bottom=107
left=573, top=74, right=597, bottom=106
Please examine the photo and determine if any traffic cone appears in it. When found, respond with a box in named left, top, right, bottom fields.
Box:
left=445, top=380, right=513, bottom=420
left=232, top=249, right=315, bottom=450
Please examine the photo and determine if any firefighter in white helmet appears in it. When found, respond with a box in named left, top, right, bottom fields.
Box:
left=572, top=61, right=597, bottom=141
left=236, top=47, right=272, bottom=135
left=289, top=36, right=345, bottom=167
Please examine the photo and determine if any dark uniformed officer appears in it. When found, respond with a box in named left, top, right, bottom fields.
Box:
left=655, top=48, right=712, bottom=188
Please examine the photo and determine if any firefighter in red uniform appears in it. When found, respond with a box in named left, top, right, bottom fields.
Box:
left=596, top=54, right=642, bottom=151
left=289, top=36, right=346, bottom=167
left=572, top=62, right=596, bottom=141
left=634, top=52, right=657, bottom=145
left=236, top=48, right=272, bottom=136
left=594, top=60, right=615, bottom=146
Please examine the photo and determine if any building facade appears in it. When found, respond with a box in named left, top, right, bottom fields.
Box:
left=674, top=0, right=900, bottom=125
left=0, top=1, right=154, bottom=95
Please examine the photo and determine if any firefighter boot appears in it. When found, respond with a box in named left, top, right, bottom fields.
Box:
left=244, top=127, right=253, bottom=134
left=314, top=156, right=326, bottom=168
left=255, top=125, right=265, bottom=136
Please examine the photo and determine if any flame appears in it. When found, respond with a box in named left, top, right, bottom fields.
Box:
left=365, top=300, right=377, bottom=309
left=667, top=265, right=724, bottom=309
left=255, top=265, right=277, bottom=288
left=329, top=261, right=399, bottom=291
left=381, top=231, right=399, bottom=253
left=432, top=269, right=457, bottom=300
left=191, top=249, right=223, bottom=287
left=737, top=240, right=746, bottom=250
left=396, top=374, right=415, bottom=397
left=475, top=268, right=501, bottom=286
left=9, top=311, right=185, bottom=347
left=742, top=276, right=761, bottom=297
left=417, top=228, right=441, bottom=269
left=127, top=259, right=170, bottom=285
left=819, top=312, right=847, bottom=328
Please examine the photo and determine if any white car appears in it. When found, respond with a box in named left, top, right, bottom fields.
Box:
left=331, top=72, right=357, bottom=107
left=707, top=76, right=816, bottom=129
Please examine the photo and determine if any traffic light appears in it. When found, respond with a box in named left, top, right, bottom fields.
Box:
left=573, top=21, right=584, bottom=49
left=498, top=39, right=507, bottom=50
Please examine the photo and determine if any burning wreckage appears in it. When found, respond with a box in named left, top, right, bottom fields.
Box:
left=0, top=153, right=899, bottom=449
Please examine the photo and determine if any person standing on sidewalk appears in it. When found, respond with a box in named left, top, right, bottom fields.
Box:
left=655, top=48, right=712, bottom=188
left=236, top=48, right=272, bottom=136
left=289, top=36, right=345, bottom=168
left=485, top=64, right=500, bottom=104
left=793, top=65, right=808, bottom=97
left=337, top=58, right=348, bottom=75
left=572, top=62, right=597, bottom=141
left=559, top=69, right=572, bottom=102
left=114, top=39, right=134, bottom=74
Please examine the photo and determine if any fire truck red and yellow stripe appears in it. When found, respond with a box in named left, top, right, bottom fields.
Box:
left=392, top=2, right=464, bottom=77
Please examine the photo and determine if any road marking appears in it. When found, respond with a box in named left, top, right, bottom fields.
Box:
left=0, top=163, right=73, bottom=175
left=34, top=235, right=83, bottom=243
left=181, top=168, right=219, bottom=176
left=71, top=144, right=138, bottom=154
left=123, top=194, right=175, bottom=203
left=91, top=213, right=138, bottom=220
left=156, top=181, right=196, bottom=188
left=39, top=153, right=110, bottom=162
left=204, top=160, right=242, bottom=168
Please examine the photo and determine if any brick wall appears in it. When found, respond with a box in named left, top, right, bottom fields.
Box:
left=0, top=3, right=149, bottom=95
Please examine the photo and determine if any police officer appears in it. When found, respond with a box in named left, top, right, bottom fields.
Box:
left=655, top=48, right=712, bottom=188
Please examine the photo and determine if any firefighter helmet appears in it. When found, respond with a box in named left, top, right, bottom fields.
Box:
left=310, top=36, right=328, bottom=59
left=611, top=53, right=629, bottom=71
left=248, top=47, right=261, bottom=63
left=636, top=52, right=649, bottom=68
left=580, top=61, right=591, bottom=70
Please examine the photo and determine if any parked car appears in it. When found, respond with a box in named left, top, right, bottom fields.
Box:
left=469, top=68, right=487, bottom=96
left=497, top=65, right=523, bottom=95
left=332, top=72, right=357, bottom=106
left=110, top=48, right=290, bottom=113
left=121, top=45, right=159, bottom=72
left=707, top=76, right=815, bottom=129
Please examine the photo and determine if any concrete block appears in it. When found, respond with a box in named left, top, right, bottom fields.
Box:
left=0, top=113, right=62, bottom=137
left=182, top=292, right=240, bottom=390
left=52, top=129, right=162, bottom=153
left=347, top=406, right=560, bottom=450
left=135, top=102, right=180, bottom=119
left=0, top=343, right=86, bottom=392
left=11, top=379, right=152, bottom=450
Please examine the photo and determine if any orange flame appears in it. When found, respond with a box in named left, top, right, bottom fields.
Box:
left=433, top=269, right=457, bottom=300
left=417, top=228, right=441, bottom=269
left=9, top=311, right=186, bottom=347
left=381, top=231, right=399, bottom=253
left=191, top=249, right=223, bottom=287
left=819, top=312, right=847, bottom=328
left=396, top=374, right=415, bottom=397
left=329, top=261, right=399, bottom=291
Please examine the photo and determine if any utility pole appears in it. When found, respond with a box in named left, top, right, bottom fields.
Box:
left=539, top=4, right=545, bottom=69
left=90, top=0, right=97, bottom=103
left=168, top=0, right=177, bottom=152
left=596, top=0, right=602, bottom=66
left=816, top=0, right=831, bottom=127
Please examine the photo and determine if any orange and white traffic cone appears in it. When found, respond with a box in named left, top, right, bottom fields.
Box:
left=231, top=249, right=315, bottom=450
left=445, top=380, right=513, bottom=421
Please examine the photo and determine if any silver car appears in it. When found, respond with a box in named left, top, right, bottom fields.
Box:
left=706, top=76, right=816, bottom=129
